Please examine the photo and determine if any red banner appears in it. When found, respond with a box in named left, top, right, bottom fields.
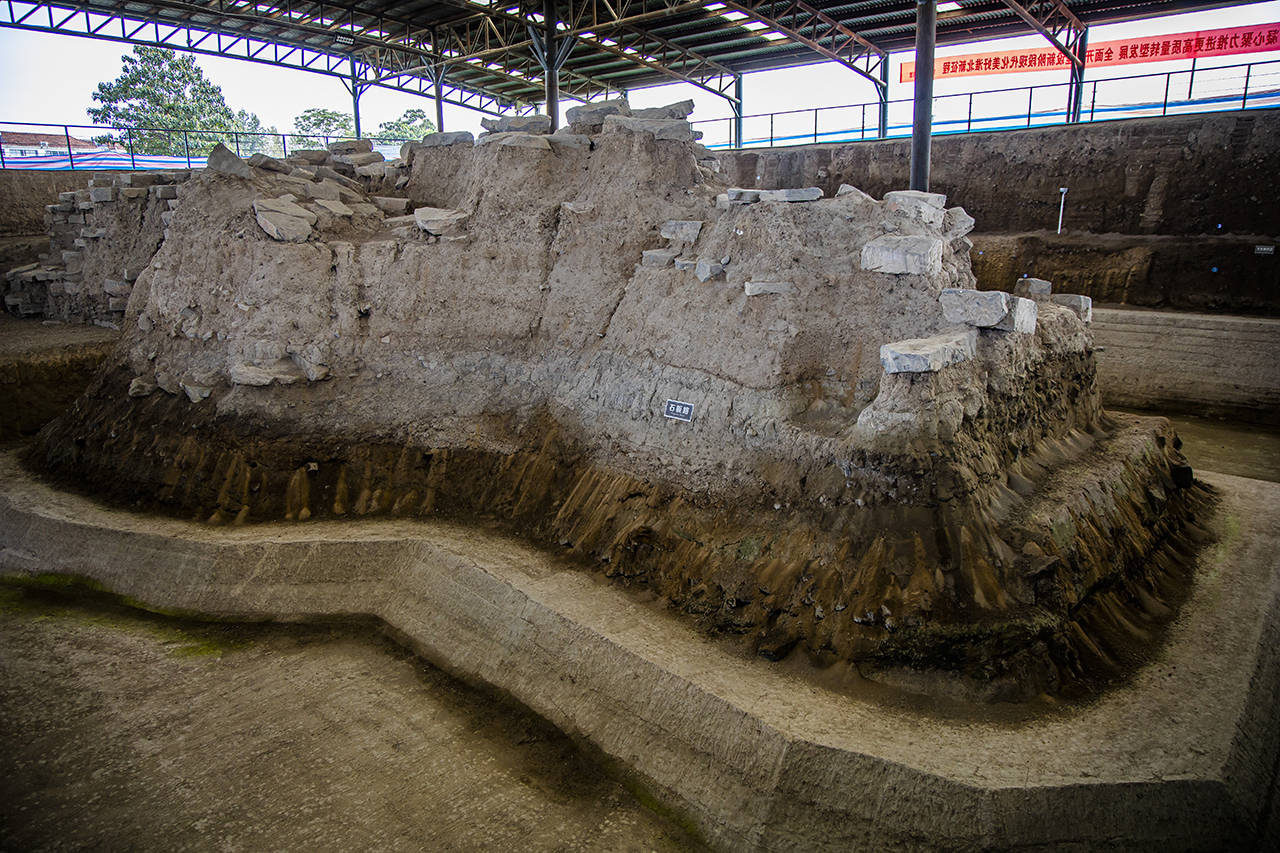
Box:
left=901, top=22, right=1280, bottom=82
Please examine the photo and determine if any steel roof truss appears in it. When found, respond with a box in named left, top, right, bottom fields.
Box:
left=997, top=0, right=1086, bottom=70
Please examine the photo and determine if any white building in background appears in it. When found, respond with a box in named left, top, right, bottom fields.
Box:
left=0, top=131, right=99, bottom=159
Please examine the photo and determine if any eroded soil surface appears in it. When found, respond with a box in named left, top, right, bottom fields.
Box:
left=0, top=585, right=701, bottom=852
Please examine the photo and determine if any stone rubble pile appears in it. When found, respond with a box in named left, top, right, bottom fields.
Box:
left=3, top=171, right=188, bottom=326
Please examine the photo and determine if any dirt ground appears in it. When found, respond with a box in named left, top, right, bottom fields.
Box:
left=0, top=585, right=700, bottom=853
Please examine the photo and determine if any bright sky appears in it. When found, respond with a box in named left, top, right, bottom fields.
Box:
left=0, top=0, right=1276, bottom=140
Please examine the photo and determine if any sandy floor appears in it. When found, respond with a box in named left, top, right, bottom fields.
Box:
left=0, top=586, right=700, bottom=852
left=0, top=314, right=119, bottom=357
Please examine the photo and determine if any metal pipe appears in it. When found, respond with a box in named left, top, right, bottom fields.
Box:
left=1242, top=64, right=1252, bottom=109
left=1057, top=187, right=1068, bottom=234
left=1067, top=28, right=1088, bottom=123
left=127, top=128, right=136, bottom=170
left=65, top=125, right=75, bottom=170
left=877, top=58, right=889, bottom=138
left=350, top=62, right=363, bottom=138
left=733, top=75, right=744, bottom=148
left=908, top=0, right=935, bottom=191
left=543, top=0, right=559, bottom=130
left=434, top=64, right=446, bottom=132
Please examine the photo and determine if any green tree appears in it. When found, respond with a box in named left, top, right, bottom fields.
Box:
left=290, top=108, right=354, bottom=148
left=87, top=46, right=271, bottom=157
left=375, top=108, right=435, bottom=141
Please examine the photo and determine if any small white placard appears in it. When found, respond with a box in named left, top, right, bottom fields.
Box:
left=663, top=399, right=693, bottom=422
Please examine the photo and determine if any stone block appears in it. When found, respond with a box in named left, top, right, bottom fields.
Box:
left=304, top=180, right=342, bottom=201
left=119, top=187, right=147, bottom=200
left=1051, top=293, right=1093, bottom=323
left=335, top=151, right=383, bottom=167
left=253, top=196, right=316, bottom=242
left=993, top=296, right=1037, bottom=333
left=694, top=257, right=723, bottom=282
left=1013, top=277, right=1052, bottom=298
left=160, top=211, right=174, bottom=227
left=942, top=207, right=975, bottom=239
left=372, top=196, right=410, bottom=215
left=632, top=100, right=695, bottom=120
left=641, top=248, right=680, bottom=268
left=481, top=114, right=553, bottom=134
left=727, top=188, right=760, bottom=202
left=291, top=149, right=331, bottom=165
left=744, top=281, right=796, bottom=296
left=73, top=238, right=88, bottom=248
left=565, top=99, right=631, bottom=127
left=601, top=115, right=697, bottom=141
left=77, top=202, right=94, bottom=211
left=417, top=131, right=475, bottom=149
left=327, top=138, right=373, bottom=154
left=660, top=220, right=703, bottom=244
left=547, top=132, right=592, bottom=150
left=940, top=288, right=1012, bottom=327
left=860, top=235, right=944, bottom=276
left=880, top=329, right=976, bottom=374
left=759, top=187, right=823, bottom=203
left=835, top=184, right=877, bottom=203
left=103, top=279, right=131, bottom=296
left=248, top=153, right=291, bottom=173
left=151, top=185, right=178, bottom=200
left=61, top=250, right=83, bottom=273
left=413, top=207, right=467, bottom=236
left=315, top=198, right=353, bottom=217
left=884, top=189, right=946, bottom=226
left=206, top=143, right=251, bottom=178
left=674, top=257, right=696, bottom=272
left=314, top=166, right=362, bottom=190
left=127, top=376, right=157, bottom=397
left=57, top=192, right=77, bottom=203
left=496, top=134, right=552, bottom=151
left=107, top=297, right=129, bottom=312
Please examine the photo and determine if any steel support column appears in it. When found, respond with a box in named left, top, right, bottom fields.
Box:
left=909, top=0, right=935, bottom=191
left=528, top=0, right=575, bottom=129
left=733, top=75, right=744, bottom=148
left=878, top=58, right=890, bottom=138
left=1066, top=27, right=1089, bottom=123
left=348, top=58, right=364, bottom=138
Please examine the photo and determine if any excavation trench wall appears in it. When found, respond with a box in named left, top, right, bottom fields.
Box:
left=0, top=170, right=105, bottom=237
left=718, top=109, right=1280, bottom=314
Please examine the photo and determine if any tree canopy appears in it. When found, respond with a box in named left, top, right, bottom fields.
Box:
left=290, top=108, right=353, bottom=147
left=375, top=109, right=436, bottom=141
left=88, top=46, right=274, bottom=156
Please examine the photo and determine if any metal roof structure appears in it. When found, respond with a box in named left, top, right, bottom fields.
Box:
left=1, top=0, right=1255, bottom=125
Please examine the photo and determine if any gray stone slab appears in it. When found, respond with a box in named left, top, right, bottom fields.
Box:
left=1014, top=277, right=1053, bottom=298
left=884, top=189, right=946, bottom=226
left=641, top=248, right=680, bottom=268
left=206, top=144, right=251, bottom=178
left=673, top=257, right=696, bottom=272
left=417, top=131, right=475, bottom=149
left=1051, top=293, right=1093, bottom=323
left=371, top=196, right=410, bottom=215
left=942, top=206, right=975, bottom=239
left=252, top=196, right=317, bottom=225
left=744, top=281, right=796, bottom=296
left=631, top=99, right=695, bottom=120
left=327, top=139, right=373, bottom=154
left=659, top=220, right=703, bottom=244
left=835, top=184, right=876, bottom=203
left=880, top=328, right=976, bottom=374
left=601, top=116, right=697, bottom=141
left=480, top=114, right=552, bottom=134
left=248, top=153, right=291, bottom=174
left=940, top=288, right=1012, bottom=327
left=758, top=187, right=822, bottom=202
left=314, top=198, right=354, bottom=217
left=334, top=151, right=383, bottom=167
left=150, top=185, right=178, bottom=200
left=860, top=235, right=944, bottom=276
left=993, top=295, right=1038, bottom=333
left=694, top=257, right=723, bottom=282
left=727, top=188, right=760, bottom=202
left=413, top=207, right=467, bottom=236
left=88, top=186, right=116, bottom=203
left=565, top=99, right=631, bottom=126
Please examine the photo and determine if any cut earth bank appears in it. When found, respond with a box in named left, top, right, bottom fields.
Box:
left=26, top=99, right=1206, bottom=702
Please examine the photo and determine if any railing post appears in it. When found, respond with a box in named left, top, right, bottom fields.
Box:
left=769, top=113, right=774, bottom=148
left=65, top=125, right=75, bottom=170
left=813, top=108, right=818, bottom=144
left=127, top=128, right=136, bottom=170
left=1026, top=87, right=1033, bottom=127
left=183, top=130, right=191, bottom=169
left=967, top=93, right=973, bottom=132
left=1187, top=58, right=1197, bottom=102
left=281, top=133, right=288, bottom=158
left=233, top=131, right=241, bottom=157
left=1089, top=83, right=1096, bottom=122
left=0, top=135, right=6, bottom=170
left=1162, top=74, right=1171, bottom=116
left=1242, top=64, right=1252, bottom=109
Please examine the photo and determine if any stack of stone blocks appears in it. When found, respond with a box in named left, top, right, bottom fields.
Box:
left=4, top=172, right=188, bottom=326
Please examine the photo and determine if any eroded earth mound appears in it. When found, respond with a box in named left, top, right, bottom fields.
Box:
left=26, top=107, right=1209, bottom=700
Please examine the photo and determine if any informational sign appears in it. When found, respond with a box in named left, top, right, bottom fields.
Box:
left=901, top=22, right=1280, bottom=82
left=663, top=399, right=694, bottom=422
left=1257, top=245, right=1276, bottom=255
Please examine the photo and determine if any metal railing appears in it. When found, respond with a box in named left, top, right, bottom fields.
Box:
left=693, top=59, right=1280, bottom=149
left=0, top=123, right=416, bottom=170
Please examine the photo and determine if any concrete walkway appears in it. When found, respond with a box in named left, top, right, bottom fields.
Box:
left=1, top=452, right=1277, bottom=851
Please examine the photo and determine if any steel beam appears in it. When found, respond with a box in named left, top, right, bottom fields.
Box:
left=997, top=0, right=1087, bottom=72
left=909, top=0, right=934, bottom=191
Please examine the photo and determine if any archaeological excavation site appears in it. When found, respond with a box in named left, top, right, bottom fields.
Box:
left=3, top=1, right=1280, bottom=849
